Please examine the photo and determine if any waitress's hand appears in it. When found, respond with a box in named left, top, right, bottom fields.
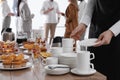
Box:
left=95, top=30, right=114, bottom=47
left=70, top=23, right=87, bottom=40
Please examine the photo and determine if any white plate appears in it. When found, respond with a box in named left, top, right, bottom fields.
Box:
left=24, top=55, right=30, bottom=59
left=19, top=46, right=26, bottom=50
left=71, top=68, right=96, bottom=75
left=0, top=62, right=32, bottom=70
left=45, top=64, right=70, bottom=75
left=18, top=43, right=23, bottom=46
left=79, top=38, right=100, bottom=47
left=23, top=50, right=31, bottom=55
left=23, top=50, right=28, bottom=53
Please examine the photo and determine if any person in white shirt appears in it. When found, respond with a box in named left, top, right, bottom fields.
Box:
left=0, top=0, right=14, bottom=34
left=78, top=0, right=86, bottom=40
left=40, top=0, right=60, bottom=44
left=78, top=0, right=86, bottom=22
left=71, top=0, right=120, bottom=80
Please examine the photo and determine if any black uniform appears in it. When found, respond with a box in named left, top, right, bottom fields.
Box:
left=88, top=0, right=120, bottom=80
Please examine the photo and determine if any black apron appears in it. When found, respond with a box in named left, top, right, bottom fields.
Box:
left=88, top=0, right=120, bottom=80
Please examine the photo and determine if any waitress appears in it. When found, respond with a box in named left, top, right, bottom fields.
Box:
left=0, top=0, right=14, bottom=34
left=71, top=0, right=120, bottom=80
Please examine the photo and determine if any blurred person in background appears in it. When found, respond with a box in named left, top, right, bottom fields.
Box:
left=40, top=0, right=60, bottom=45
left=71, top=0, right=120, bottom=80
left=12, top=0, right=18, bottom=16
left=0, top=0, right=14, bottom=34
left=17, top=0, right=34, bottom=38
left=60, top=0, right=79, bottom=38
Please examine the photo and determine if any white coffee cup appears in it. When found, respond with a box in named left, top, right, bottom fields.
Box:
left=76, top=51, right=95, bottom=72
left=50, top=47, right=63, bottom=57
left=62, top=38, right=75, bottom=48
left=44, top=57, right=58, bottom=65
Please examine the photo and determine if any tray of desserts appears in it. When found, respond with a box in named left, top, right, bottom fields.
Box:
left=0, top=62, right=32, bottom=70
left=0, top=53, right=32, bottom=70
left=0, top=41, right=17, bottom=54
left=0, top=53, right=30, bottom=61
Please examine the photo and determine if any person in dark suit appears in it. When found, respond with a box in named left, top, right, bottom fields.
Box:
left=71, top=0, right=120, bottom=80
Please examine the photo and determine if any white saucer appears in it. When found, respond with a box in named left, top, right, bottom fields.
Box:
left=71, top=68, right=96, bottom=75
left=23, top=50, right=31, bottom=55
left=19, top=46, right=26, bottom=50
left=59, top=52, right=77, bottom=57
left=79, top=38, right=100, bottom=47
left=45, top=64, right=70, bottom=75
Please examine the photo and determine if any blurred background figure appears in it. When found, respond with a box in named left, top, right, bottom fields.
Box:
left=0, top=0, right=14, bottom=34
left=12, top=0, right=18, bottom=16
left=17, top=0, right=34, bottom=38
left=40, top=0, right=60, bottom=45
left=60, top=0, right=79, bottom=38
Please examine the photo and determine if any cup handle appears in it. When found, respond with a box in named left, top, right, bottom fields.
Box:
left=90, top=53, right=95, bottom=60
left=90, top=63, right=94, bottom=69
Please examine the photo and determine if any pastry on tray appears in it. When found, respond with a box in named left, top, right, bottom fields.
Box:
left=12, top=61, right=22, bottom=68
left=2, top=60, right=12, bottom=68
left=23, top=41, right=34, bottom=50
left=0, top=53, right=27, bottom=68
left=40, top=52, right=51, bottom=58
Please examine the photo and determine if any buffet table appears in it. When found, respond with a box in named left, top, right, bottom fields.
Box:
left=0, top=40, right=107, bottom=80
left=0, top=65, right=107, bottom=80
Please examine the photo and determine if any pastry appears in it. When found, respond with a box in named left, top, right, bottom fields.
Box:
left=3, top=60, right=12, bottom=68
left=21, top=59, right=27, bottom=67
left=12, top=61, right=22, bottom=68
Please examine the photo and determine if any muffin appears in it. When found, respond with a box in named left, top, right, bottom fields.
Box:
left=1, top=54, right=8, bottom=60
left=14, top=53, right=24, bottom=61
left=23, top=42, right=34, bottom=50
left=12, top=61, right=22, bottom=68
left=21, top=59, right=27, bottom=67
left=9, top=53, right=16, bottom=60
left=40, top=47, right=47, bottom=52
left=3, top=60, right=12, bottom=68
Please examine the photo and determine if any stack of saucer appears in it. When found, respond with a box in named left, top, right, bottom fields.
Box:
left=58, top=52, right=77, bottom=68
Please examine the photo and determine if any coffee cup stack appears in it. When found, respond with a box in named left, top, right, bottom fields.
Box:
left=62, top=38, right=75, bottom=53
left=76, top=51, right=95, bottom=73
